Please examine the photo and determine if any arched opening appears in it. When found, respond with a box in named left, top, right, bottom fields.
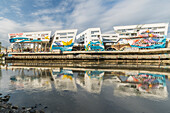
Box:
left=106, top=47, right=117, bottom=51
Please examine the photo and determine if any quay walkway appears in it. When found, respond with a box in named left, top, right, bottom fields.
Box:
left=5, top=48, right=170, bottom=62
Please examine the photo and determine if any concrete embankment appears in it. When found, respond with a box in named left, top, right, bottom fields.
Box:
left=5, top=48, right=170, bottom=62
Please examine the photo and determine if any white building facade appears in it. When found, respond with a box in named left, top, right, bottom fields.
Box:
left=8, top=31, right=51, bottom=52
left=50, top=29, right=77, bottom=51
left=101, top=34, right=119, bottom=49
left=113, top=23, right=169, bottom=49
left=76, top=28, right=104, bottom=51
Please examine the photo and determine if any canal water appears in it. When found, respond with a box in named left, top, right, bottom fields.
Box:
left=0, top=64, right=170, bottom=113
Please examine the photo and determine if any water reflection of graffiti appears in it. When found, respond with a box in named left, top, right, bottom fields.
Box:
left=77, top=71, right=104, bottom=94
left=114, top=73, right=168, bottom=100
left=10, top=68, right=52, bottom=90
left=51, top=69, right=77, bottom=91
left=8, top=67, right=169, bottom=100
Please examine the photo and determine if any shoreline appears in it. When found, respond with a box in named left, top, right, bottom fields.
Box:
left=0, top=93, right=46, bottom=113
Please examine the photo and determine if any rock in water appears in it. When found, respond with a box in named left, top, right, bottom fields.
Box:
left=12, top=105, right=18, bottom=110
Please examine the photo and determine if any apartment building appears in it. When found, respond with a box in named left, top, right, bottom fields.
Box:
left=76, top=28, right=104, bottom=51
left=113, top=23, right=169, bottom=49
left=8, top=31, right=51, bottom=52
left=50, top=29, right=77, bottom=51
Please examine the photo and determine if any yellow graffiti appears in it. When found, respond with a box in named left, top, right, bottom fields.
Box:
left=149, top=34, right=153, bottom=37
left=99, top=40, right=102, bottom=44
left=62, top=75, right=72, bottom=80
left=62, top=39, right=73, bottom=46
left=45, top=36, right=49, bottom=40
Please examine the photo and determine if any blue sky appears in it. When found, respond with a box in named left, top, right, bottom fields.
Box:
left=0, top=0, right=170, bottom=47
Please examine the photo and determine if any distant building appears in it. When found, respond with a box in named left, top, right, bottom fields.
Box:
left=8, top=31, right=51, bottom=52
left=114, top=23, right=169, bottom=38
left=7, top=22, right=169, bottom=52
left=113, top=23, right=169, bottom=49
left=76, top=28, right=104, bottom=51
left=101, top=34, right=119, bottom=50
left=50, top=29, right=77, bottom=51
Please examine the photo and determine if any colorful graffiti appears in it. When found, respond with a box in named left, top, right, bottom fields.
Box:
left=85, top=40, right=105, bottom=51
left=51, top=69, right=77, bottom=91
left=52, top=69, right=74, bottom=80
left=117, top=29, right=167, bottom=49
left=84, top=71, right=104, bottom=93
left=9, top=36, right=50, bottom=43
left=85, top=71, right=104, bottom=80
left=51, top=39, right=74, bottom=51
left=131, top=36, right=166, bottom=49
left=119, top=73, right=166, bottom=92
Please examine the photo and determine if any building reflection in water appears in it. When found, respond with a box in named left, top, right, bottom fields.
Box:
left=8, top=66, right=169, bottom=100
left=113, top=72, right=168, bottom=100
left=76, top=71, right=104, bottom=94
left=10, top=68, right=52, bottom=90
left=51, top=69, right=77, bottom=92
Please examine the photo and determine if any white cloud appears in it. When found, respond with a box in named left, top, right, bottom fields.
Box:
left=0, top=17, right=22, bottom=47
left=0, top=8, right=9, bottom=15
left=66, top=0, right=170, bottom=33
left=10, top=5, right=23, bottom=17
left=1, top=0, right=170, bottom=47
left=33, top=0, right=53, bottom=7
left=32, top=8, right=63, bottom=16
left=0, top=16, right=63, bottom=47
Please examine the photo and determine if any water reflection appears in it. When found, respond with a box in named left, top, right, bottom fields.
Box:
left=10, top=68, right=52, bottom=90
left=76, top=71, right=104, bottom=94
left=51, top=69, right=77, bottom=91
left=114, top=73, right=168, bottom=100
left=4, top=65, right=169, bottom=100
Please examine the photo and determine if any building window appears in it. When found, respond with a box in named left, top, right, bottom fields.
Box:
left=60, top=37, right=66, bottom=39
left=68, top=32, right=74, bottom=34
left=131, top=33, right=137, bottom=36
left=68, top=36, right=73, bottom=38
left=160, top=32, right=164, bottom=35
left=127, top=29, right=133, bottom=31
left=122, top=29, right=126, bottom=32
left=57, top=33, right=67, bottom=35
left=91, top=35, right=96, bottom=37
left=91, top=31, right=99, bottom=34
left=103, top=36, right=109, bottom=38
left=26, top=34, right=32, bottom=36
left=10, top=36, right=16, bottom=38
left=158, top=27, right=165, bottom=29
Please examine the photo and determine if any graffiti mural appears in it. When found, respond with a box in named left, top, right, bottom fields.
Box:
left=85, top=40, right=105, bottom=51
left=9, top=32, right=51, bottom=43
left=117, top=30, right=167, bottom=49
left=51, top=69, right=77, bottom=91
left=51, top=39, right=74, bottom=51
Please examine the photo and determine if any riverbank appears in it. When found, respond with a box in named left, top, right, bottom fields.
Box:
left=0, top=93, right=46, bottom=113
left=5, top=48, right=170, bottom=62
